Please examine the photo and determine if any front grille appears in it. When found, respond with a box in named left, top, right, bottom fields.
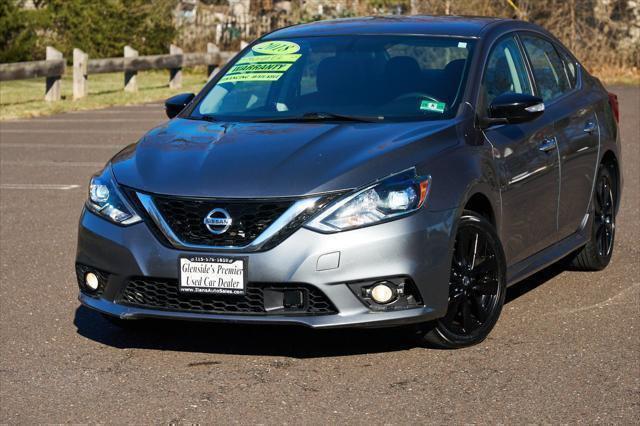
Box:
left=152, top=196, right=292, bottom=247
left=124, top=188, right=347, bottom=250
left=119, top=278, right=337, bottom=315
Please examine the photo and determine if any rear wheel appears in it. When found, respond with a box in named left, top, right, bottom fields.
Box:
left=571, top=165, right=616, bottom=271
left=420, top=211, right=506, bottom=349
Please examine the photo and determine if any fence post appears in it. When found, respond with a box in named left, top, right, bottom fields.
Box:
left=169, top=44, right=183, bottom=89
left=207, top=42, right=220, bottom=81
left=124, top=45, right=138, bottom=92
left=44, top=46, right=62, bottom=102
left=73, top=48, right=88, bottom=100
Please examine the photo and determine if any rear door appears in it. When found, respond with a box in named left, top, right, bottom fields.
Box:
left=520, top=34, right=599, bottom=239
left=480, top=35, right=560, bottom=265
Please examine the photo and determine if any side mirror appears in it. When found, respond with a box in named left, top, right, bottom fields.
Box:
left=165, top=93, right=195, bottom=119
left=480, top=93, right=544, bottom=128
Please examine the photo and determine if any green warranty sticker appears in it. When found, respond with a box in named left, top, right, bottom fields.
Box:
left=218, top=73, right=284, bottom=84
left=252, top=41, right=300, bottom=55
left=228, top=63, right=292, bottom=74
left=420, top=100, right=446, bottom=113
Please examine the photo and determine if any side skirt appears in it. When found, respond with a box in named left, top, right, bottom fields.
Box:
left=506, top=229, right=588, bottom=286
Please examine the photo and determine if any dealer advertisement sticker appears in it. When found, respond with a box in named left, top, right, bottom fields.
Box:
left=179, top=255, right=247, bottom=295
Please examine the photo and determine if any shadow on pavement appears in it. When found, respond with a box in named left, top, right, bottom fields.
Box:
left=505, top=261, right=567, bottom=304
left=74, top=305, right=420, bottom=358
left=74, top=262, right=566, bottom=357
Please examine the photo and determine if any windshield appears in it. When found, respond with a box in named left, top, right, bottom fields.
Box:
left=192, top=35, right=475, bottom=122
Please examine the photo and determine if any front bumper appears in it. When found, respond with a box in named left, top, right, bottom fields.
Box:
left=76, top=205, right=457, bottom=329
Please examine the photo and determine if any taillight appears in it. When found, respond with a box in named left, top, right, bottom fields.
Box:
left=608, top=92, right=619, bottom=124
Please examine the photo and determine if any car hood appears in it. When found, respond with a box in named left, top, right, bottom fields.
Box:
left=111, top=117, right=458, bottom=198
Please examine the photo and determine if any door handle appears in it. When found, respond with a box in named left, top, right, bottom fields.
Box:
left=538, top=137, right=557, bottom=152
left=583, top=121, right=597, bottom=134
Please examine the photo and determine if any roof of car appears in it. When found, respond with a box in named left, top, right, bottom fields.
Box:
left=265, top=15, right=518, bottom=39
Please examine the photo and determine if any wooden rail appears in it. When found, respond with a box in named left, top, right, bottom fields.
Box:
left=0, top=43, right=237, bottom=101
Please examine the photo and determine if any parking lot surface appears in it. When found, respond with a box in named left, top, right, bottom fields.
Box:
left=1, top=87, right=638, bottom=423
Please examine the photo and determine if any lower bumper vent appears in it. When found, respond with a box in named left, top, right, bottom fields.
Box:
left=119, top=278, right=337, bottom=316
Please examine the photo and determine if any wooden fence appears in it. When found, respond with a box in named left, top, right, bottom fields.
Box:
left=0, top=43, right=238, bottom=101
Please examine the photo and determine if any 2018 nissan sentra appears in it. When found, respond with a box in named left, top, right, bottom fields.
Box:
left=76, top=16, right=622, bottom=348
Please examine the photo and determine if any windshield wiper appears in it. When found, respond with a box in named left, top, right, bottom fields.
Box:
left=251, top=112, right=384, bottom=123
left=199, top=114, right=218, bottom=122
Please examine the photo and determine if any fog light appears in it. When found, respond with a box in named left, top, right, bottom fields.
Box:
left=370, top=282, right=395, bottom=304
left=85, top=272, right=100, bottom=292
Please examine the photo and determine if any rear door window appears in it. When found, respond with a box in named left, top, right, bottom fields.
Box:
left=521, top=35, right=571, bottom=102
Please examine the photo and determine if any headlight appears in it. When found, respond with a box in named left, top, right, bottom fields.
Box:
left=86, top=167, right=141, bottom=225
left=305, top=169, right=431, bottom=232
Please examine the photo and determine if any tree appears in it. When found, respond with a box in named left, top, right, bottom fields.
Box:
left=0, top=0, right=42, bottom=62
left=0, top=0, right=179, bottom=63
left=43, top=0, right=179, bottom=59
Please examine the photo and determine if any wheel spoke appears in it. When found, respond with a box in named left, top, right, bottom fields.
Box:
left=470, top=296, right=488, bottom=323
left=444, top=293, right=464, bottom=323
left=456, top=230, right=473, bottom=267
left=603, top=227, right=611, bottom=255
left=600, top=181, right=608, bottom=212
left=595, top=179, right=604, bottom=213
left=605, top=190, right=614, bottom=216
left=470, top=232, right=479, bottom=269
left=596, top=226, right=607, bottom=256
left=472, top=256, right=495, bottom=277
left=472, top=277, right=499, bottom=295
left=461, top=298, right=473, bottom=332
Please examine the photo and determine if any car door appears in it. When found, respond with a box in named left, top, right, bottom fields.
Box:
left=520, top=34, right=600, bottom=239
left=480, top=35, right=560, bottom=265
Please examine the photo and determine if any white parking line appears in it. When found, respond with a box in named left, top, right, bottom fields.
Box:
left=0, top=143, right=124, bottom=149
left=1, top=118, right=161, bottom=123
left=69, top=110, right=162, bottom=115
left=0, top=183, right=80, bottom=190
left=0, top=129, right=142, bottom=134
left=1, top=160, right=103, bottom=167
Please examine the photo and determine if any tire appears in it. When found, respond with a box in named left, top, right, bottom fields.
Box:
left=419, top=211, right=507, bottom=349
left=571, top=165, right=616, bottom=271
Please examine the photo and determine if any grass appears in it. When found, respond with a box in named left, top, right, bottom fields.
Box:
left=0, top=67, right=637, bottom=121
left=0, top=70, right=210, bottom=120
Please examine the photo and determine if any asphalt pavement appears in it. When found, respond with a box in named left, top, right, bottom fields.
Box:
left=0, top=87, right=638, bottom=423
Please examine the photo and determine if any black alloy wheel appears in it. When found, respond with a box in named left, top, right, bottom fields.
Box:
left=421, top=211, right=506, bottom=348
left=571, top=165, right=617, bottom=270
left=594, top=173, right=615, bottom=258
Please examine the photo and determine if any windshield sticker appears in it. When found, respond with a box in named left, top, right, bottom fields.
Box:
left=237, top=53, right=301, bottom=64
left=420, top=100, right=446, bottom=113
left=252, top=41, right=300, bottom=55
left=219, top=41, right=302, bottom=84
left=228, top=63, right=293, bottom=74
left=458, top=42, right=468, bottom=48
left=218, top=73, right=284, bottom=84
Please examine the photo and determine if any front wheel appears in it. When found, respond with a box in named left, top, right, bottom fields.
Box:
left=419, top=211, right=507, bottom=349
